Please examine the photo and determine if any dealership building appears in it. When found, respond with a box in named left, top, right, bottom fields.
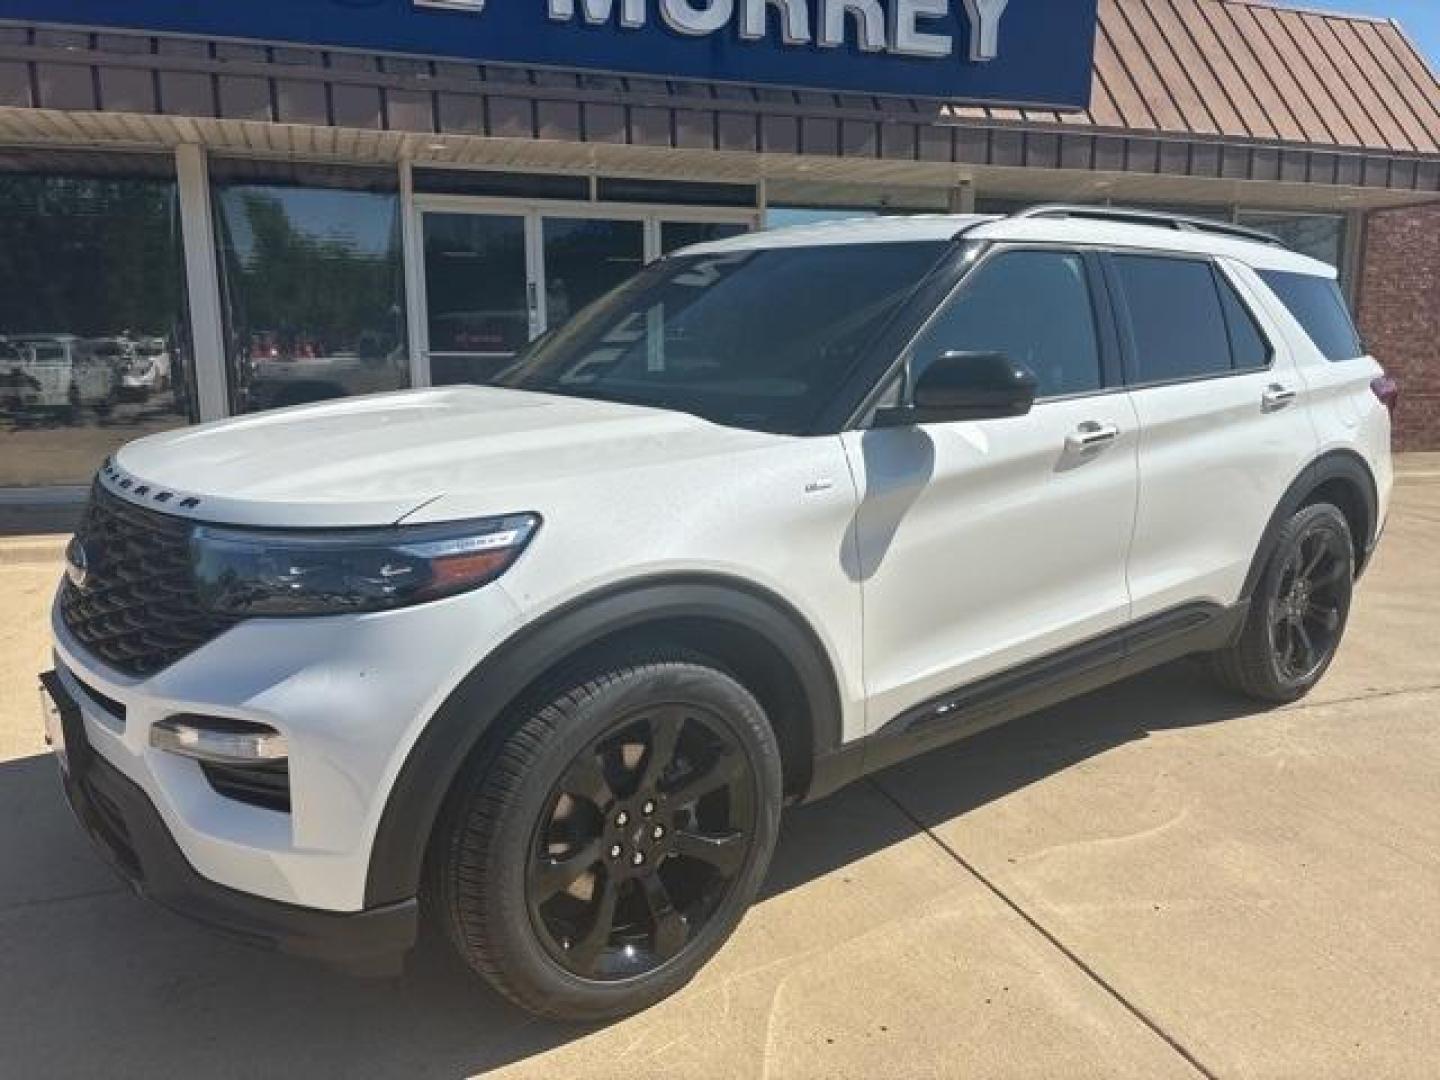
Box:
left=1, top=0, right=1438, bottom=492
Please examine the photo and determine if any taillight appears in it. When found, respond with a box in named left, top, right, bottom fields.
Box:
left=1370, top=374, right=1400, bottom=416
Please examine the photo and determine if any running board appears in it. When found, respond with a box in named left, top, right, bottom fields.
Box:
left=805, top=601, right=1247, bottom=802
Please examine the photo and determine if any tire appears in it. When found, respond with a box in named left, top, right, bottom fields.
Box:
left=431, top=653, right=783, bottom=1021
left=1210, top=502, right=1354, bottom=703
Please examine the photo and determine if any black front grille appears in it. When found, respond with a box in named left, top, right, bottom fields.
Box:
left=60, top=484, right=239, bottom=679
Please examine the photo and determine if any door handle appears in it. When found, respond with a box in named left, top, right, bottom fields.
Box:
left=1066, top=421, right=1120, bottom=452
left=1262, top=384, right=1298, bottom=412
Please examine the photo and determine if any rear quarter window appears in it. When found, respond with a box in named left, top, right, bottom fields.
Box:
left=1258, top=269, right=1363, bottom=362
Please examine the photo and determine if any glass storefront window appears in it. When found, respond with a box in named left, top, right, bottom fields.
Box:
left=1237, top=212, right=1346, bottom=273
left=213, top=162, right=409, bottom=414
left=0, top=153, right=192, bottom=487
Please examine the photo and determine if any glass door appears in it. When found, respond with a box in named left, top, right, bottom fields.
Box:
left=421, top=211, right=532, bottom=387
left=539, top=217, right=645, bottom=329
left=415, top=200, right=754, bottom=388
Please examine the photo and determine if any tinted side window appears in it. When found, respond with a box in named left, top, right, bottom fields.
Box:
left=1216, top=274, right=1272, bottom=371
left=1258, top=269, right=1363, bottom=362
left=912, top=250, right=1101, bottom=399
left=1113, top=255, right=1232, bottom=383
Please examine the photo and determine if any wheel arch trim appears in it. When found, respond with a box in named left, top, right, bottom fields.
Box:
left=363, top=572, right=844, bottom=908
left=1242, top=448, right=1379, bottom=601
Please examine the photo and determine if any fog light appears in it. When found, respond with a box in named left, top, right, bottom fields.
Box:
left=150, top=715, right=288, bottom=764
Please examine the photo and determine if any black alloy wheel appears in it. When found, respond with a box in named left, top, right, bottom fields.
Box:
left=526, top=703, right=756, bottom=980
left=1210, top=502, right=1355, bottom=703
left=1266, top=525, right=1349, bottom=684
left=433, top=654, right=782, bottom=1021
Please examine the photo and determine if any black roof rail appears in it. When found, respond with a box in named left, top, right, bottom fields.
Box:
left=1010, top=205, right=1286, bottom=248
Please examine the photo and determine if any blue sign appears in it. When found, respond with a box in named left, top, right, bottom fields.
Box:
left=3, top=0, right=1097, bottom=108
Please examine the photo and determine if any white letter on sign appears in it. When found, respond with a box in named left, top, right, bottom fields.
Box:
left=962, top=0, right=1011, bottom=61
left=740, top=0, right=811, bottom=44
left=661, top=0, right=735, bottom=35
left=548, top=0, right=646, bottom=28
left=818, top=0, right=886, bottom=52
left=890, top=0, right=951, bottom=57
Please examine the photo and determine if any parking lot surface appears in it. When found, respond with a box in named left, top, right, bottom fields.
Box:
left=1, top=462, right=1437, bottom=1079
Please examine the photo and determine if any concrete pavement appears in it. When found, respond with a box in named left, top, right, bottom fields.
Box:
left=0, top=469, right=1437, bottom=1078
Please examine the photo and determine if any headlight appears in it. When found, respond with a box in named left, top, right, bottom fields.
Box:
left=191, top=514, right=540, bottom=617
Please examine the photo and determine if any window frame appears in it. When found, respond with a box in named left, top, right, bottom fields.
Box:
left=1213, top=261, right=1275, bottom=375
left=861, top=242, right=1125, bottom=425
left=1102, top=248, right=1277, bottom=392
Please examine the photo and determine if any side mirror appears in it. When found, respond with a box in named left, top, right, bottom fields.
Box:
left=875, top=351, right=1039, bottom=427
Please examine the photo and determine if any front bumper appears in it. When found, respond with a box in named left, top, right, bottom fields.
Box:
left=50, top=578, right=525, bottom=913
left=43, top=670, right=418, bottom=974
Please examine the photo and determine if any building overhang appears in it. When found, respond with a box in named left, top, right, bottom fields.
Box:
left=1, top=105, right=1434, bottom=216
left=0, top=7, right=1437, bottom=213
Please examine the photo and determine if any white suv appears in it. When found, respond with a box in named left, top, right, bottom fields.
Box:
left=41, top=207, right=1394, bottom=1020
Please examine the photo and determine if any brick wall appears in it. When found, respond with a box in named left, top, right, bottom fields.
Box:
left=1356, top=204, right=1440, bottom=451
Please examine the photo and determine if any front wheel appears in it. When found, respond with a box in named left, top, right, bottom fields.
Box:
left=431, top=654, right=783, bottom=1021
left=1210, top=502, right=1354, bottom=703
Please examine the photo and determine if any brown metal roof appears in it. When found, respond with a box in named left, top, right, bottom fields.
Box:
left=948, top=0, right=1440, bottom=154
left=0, top=2, right=1437, bottom=196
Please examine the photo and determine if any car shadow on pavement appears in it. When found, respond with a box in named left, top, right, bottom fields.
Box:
left=759, top=658, right=1261, bottom=900
left=0, top=658, right=1260, bottom=1079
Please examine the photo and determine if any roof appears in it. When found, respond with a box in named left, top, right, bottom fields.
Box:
left=687, top=210, right=1337, bottom=276
left=944, top=0, right=1440, bottom=155
left=685, top=215, right=992, bottom=252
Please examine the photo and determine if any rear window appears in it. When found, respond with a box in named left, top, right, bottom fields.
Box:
left=1258, top=270, right=1363, bottom=362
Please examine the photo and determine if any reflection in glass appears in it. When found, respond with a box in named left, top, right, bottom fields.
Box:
left=0, top=163, right=193, bottom=487
left=501, top=241, right=948, bottom=435
left=542, top=218, right=645, bottom=331
left=661, top=221, right=749, bottom=255
left=213, top=170, right=409, bottom=413
left=764, top=207, right=878, bottom=229
left=423, top=213, right=529, bottom=387
left=1238, top=212, right=1345, bottom=273
left=911, top=251, right=1102, bottom=399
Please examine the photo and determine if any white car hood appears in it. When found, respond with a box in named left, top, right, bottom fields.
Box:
left=109, top=387, right=784, bottom=527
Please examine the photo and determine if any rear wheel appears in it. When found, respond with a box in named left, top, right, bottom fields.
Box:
left=432, top=654, right=782, bottom=1021
left=1210, top=503, right=1354, bottom=703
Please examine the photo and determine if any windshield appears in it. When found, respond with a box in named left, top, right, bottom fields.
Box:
left=499, top=241, right=948, bottom=434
